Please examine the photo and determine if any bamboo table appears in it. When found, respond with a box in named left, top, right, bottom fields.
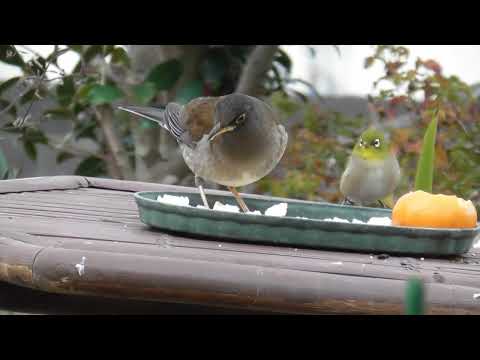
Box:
left=0, top=176, right=479, bottom=314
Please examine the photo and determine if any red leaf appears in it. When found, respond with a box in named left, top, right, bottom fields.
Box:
left=423, top=59, right=442, bottom=74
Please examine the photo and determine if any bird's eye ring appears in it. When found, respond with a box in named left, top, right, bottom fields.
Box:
left=359, top=139, right=364, bottom=147
left=372, top=139, right=381, bottom=148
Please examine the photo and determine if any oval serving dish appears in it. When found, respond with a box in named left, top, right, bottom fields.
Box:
left=135, top=191, right=480, bottom=256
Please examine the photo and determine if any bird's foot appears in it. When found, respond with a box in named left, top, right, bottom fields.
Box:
left=198, top=185, right=210, bottom=209
left=228, top=186, right=250, bottom=213
left=342, top=197, right=355, bottom=206
left=195, top=176, right=210, bottom=209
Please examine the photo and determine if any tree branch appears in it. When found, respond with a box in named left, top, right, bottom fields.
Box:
left=95, top=106, right=134, bottom=180
left=235, top=45, right=279, bottom=96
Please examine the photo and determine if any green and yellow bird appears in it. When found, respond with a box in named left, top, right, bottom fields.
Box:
left=340, top=128, right=401, bottom=208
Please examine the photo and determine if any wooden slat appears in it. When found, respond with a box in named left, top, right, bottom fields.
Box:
left=30, top=246, right=480, bottom=314
left=29, top=235, right=480, bottom=289
left=0, top=176, right=89, bottom=193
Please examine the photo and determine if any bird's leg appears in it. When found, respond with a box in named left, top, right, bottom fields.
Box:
left=194, top=176, right=210, bottom=209
left=227, top=186, right=250, bottom=213
left=342, top=197, right=355, bottom=206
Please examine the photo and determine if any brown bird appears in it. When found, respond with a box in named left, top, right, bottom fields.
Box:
left=119, top=93, right=288, bottom=213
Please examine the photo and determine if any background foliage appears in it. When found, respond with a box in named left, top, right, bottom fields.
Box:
left=1, top=45, right=479, bottom=210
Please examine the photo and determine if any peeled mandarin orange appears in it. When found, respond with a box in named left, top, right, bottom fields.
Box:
left=392, top=190, right=477, bottom=229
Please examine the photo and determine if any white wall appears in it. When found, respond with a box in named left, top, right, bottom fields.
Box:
left=282, top=45, right=480, bottom=97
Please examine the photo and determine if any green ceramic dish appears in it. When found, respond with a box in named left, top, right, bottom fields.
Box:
left=134, top=191, right=480, bottom=256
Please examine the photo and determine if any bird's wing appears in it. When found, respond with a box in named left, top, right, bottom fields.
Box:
left=118, top=103, right=189, bottom=145
left=182, top=97, right=219, bottom=143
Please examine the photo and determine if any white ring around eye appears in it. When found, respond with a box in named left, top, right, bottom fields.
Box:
left=373, top=139, right=381, bottom=148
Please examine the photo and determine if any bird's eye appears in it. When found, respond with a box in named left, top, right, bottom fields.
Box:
left=372, top=139, right=381, bottom=148
left=359, top=139, right=364, bottom=147
left=234, top=113, right=246, bottom=126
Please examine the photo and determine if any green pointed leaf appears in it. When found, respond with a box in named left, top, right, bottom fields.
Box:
left=175, top=79, right=203, bottom=104
left=405, top=278, right=425, bottom=315
left=74, top=156, right=106, bottom=177
left=132, top=82, right=157, bottom=104
left=414, top=113, right=438, bottom=193
left=87, top=84, right=123, bottom=106
left=146, top=59, right=183, bottom=91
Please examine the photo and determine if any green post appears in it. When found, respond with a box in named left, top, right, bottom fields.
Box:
left=405, top=277, right=425, bottom=315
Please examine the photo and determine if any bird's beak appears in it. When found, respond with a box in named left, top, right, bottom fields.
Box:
left=208, top=124, right=236, bottom=142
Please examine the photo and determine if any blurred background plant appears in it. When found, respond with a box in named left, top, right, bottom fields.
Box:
left=0, top=45, right=314, bottom=184
left=1, top=45, right=479, bottom=210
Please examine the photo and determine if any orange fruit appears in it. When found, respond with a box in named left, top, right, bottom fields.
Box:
left=392, top=190, right=477, bottom=229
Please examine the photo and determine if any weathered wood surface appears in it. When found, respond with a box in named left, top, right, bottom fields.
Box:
left=0, top=176, right=479, bottom=314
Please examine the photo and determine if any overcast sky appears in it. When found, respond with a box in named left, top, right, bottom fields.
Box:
left=2, top=45, right=480, bottom=97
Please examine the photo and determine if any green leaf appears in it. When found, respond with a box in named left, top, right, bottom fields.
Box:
left=74, top=82, right=97, bottom=104
left=0, top=98, right=17, bottom=118
left=74, top=119, right=98, bottom=140
left=56, top=151, right=75, bottom=164
left=111, top=47, right=131, bottom=67
left=25, top=128, right=48, bottom=145
left=20, top=88, right=37, bottom=105
left=87, top=84, right=123, bottom=106
left=132, top=82, right=157, bottom=104
left=23, top=140, right=37, bottom=160
left=414, top=113, right=438, bottom=193
left=175, top=79, right=203, bottom=104
left=68, top=45, right=84, bottom=53
left=57, top=76, right=76, bottom=107
left=0, top=146, right=9, bottom=180
left=201, top=55, right=226, bottom=90
left=0, top=77, right=21, bottom=95
left=74, top=156, right=106, bottom=177
left=146, top=59, right=183, bottom=91
left=0, top=45, right=25, bottom=67
left=274, top=49, right=292, bottom=73
left=83, top=45, right=104, bottom=63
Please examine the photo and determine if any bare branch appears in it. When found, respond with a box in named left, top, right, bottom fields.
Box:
left=0, top=47, right=66, bottom=124
left=95, top=106, right=134, bottom=180
left=236, top=45, right=279, bottom=96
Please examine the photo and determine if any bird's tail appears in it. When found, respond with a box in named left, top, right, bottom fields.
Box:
left=117, top=106, right=169, bottom=132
